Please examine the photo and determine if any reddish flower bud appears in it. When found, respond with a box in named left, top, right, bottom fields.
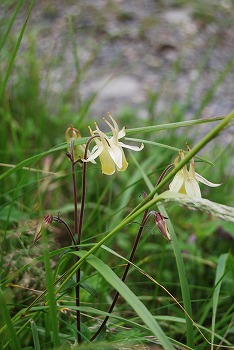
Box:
left=33, top=214, right=54, bottom=244
left=154, top=212, right=171, bottom=241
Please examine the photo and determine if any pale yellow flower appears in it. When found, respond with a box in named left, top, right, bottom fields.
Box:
left=85, top=113, right=144, bottom=175
left=169, top=145, right=221, bottom=198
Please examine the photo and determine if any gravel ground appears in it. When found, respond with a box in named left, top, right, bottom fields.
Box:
left=2, top=1, right=234, bottom=125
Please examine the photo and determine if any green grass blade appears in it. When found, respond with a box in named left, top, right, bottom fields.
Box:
left=211, top=253, right=228, bottom=350
left=0, top=0, right=25, bottom=51
left=126, top=138, right=215, bottom=165
left=0, top=287, right=21, bottom=350
left=126, top=116, right=224, bottom=136
left=74, top=251, right=175, bottom=350
left=42, top=230, right=60, bottom=348
left=0, top=116, right=224, bottom=182
left=0, top=0, right=34, bottom=102
left=30, top=320, right=41, bottom=350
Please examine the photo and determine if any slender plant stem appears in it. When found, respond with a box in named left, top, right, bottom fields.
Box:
left=77, top=135, right=98, bottom=243
left=52, top=215, right=76, bottom=246
left=78, top=160, right=87, bottom=244
left=70, top=141, right=79, bottom=238
left=71, top=135, right=98, bottom=344
left=69, top=140, right=82, bottom=344
left=90, top=164, right=173, bottom=341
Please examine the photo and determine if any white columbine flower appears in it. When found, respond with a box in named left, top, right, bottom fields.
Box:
left=169, top=145, right=221, bottom=198
left=85, top=113, right=144, bottom=175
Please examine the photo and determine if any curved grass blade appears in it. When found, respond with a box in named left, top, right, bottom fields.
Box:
left=211, top=253, right=228, bottom=350
left=73, top=251, right=175, bottom=350
left=30, top=320, right=41, bottom=350
left=0, top=116, right=226, bottom=181
left=0, top=0, right=24, bottom=51
left=0, top=0, right=35, bottom=102
left=126, top=116, right=224, bottom=136
left=0, top=287, right=21, bottom=350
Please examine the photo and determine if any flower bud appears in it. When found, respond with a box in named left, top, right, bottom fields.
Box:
left=65, top=125, right=81, bottom=142
left=154, top=212, right=171, bottom=241
left=33, top=214, right=54, bottom=244
left=65, top=125, right=86, bottom=162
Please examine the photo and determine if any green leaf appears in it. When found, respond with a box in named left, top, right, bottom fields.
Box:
left=0, top=1, right=35, bottom=102
left=80, top=280, right=97, bottom=298
left=0, top=0, right=24, bottom=51
left=0, top=287, right=21, bottom=350
left=30, top=320, right=41, bottom=350
left=73, top=251, right=175, bottom=350
left=211, top=253, right=228, bottom=348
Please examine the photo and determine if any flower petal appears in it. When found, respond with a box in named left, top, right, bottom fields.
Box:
left=99, top=148, right=116, bottom=175
left=118, top=126, right=126, bottom=139
left=169, top=172, right=184, bottom=193
left=108, top=144, right=123, bottom=169
left=107, top=113, right=119, bottom=132
left=116, top=148, right=128, bottom=172
left=195, top=172, right=222, bottom=187
left=84, top=145, right=103, bottom=162
left=119, top=141, right=144, bottom=151
left=185, top=177, right=201, bottom=198
left=104, top=115, right=118, bottom=143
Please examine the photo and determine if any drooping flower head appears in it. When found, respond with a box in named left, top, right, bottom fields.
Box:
left=169, top=144, right=221, bottom=198
left=85, top=113, right=144, bottom=175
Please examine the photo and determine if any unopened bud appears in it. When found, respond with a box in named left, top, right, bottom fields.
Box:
left=65, top=125, right=87, bottom=162
left=65, top=125, right=81, bottom=142
left=154, top=212, right=171, bottom=241
left=33, top=214, right=54, bottom=244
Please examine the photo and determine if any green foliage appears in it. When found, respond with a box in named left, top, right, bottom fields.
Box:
left=0, top=1, right=234, bottom=350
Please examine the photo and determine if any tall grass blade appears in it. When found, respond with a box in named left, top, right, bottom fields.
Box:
left=0, top=287, right=21, bottom=350
left=211, top=253, right=228, bottom=350
left=30, top=320, right=41, bottom=350
left=0, top=0, right=34, bottom=102
left=42, top=230, right=60, bottom=348
left=0, top=0, right=24, bottom=51
left=126, top=116, right=224, bottom=136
